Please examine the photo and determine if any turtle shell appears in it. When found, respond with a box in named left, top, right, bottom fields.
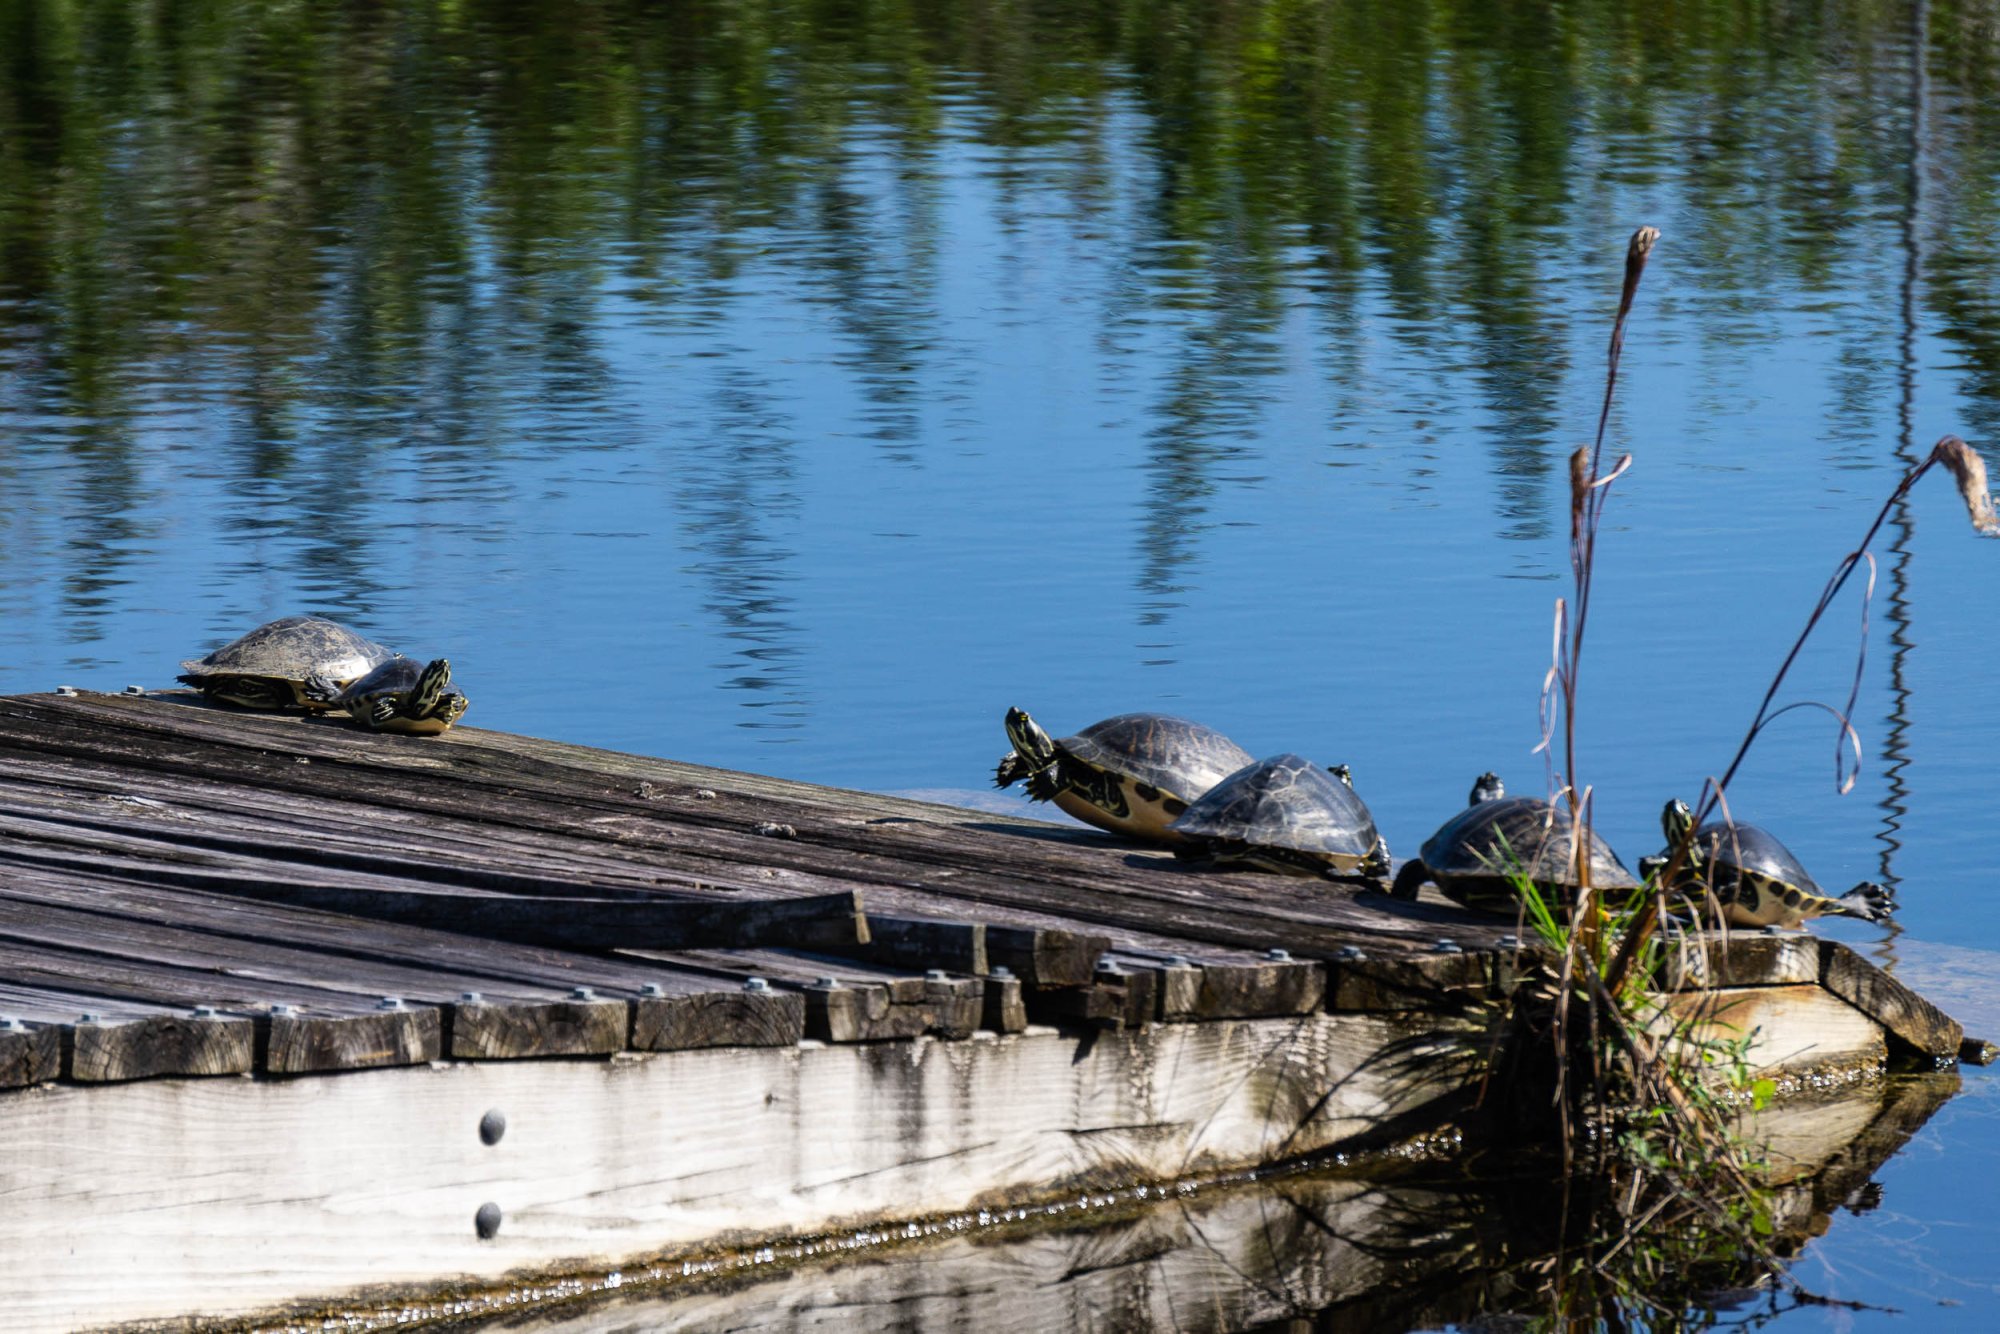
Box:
left=1170, top=754, right=1382, bottom=869
left=1689, top=821, right=1820, bottom=894
left=1059, top=714, right=1254, bottom=798
left=178, top=616, right=395, bottom=709
left=1421, top=796, right=1638, bottom=893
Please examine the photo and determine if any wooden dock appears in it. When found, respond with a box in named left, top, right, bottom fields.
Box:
left=0, top=690, right=1972, bottom=1331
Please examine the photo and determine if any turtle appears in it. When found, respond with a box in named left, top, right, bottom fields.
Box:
left=310, top=657, right=469, bottom=735
left=1639, top=799, right=1896, bottom=927
left=1167, top=754, right=1390, bottom=879
left=177, top=615, right=397, bottom=711
left=1390, top=773, right=1639, bottom=913
left=993, top=708, right=1254, bottom=842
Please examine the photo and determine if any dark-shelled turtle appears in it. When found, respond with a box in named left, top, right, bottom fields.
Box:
left=993, top=708, right=1254, bottom=841
left=1640, top=799, right=1895, bottom=927
left=311, top=657, right=469, bottom=736
left=177, top=615, right=396, bottom=711
left=1168, top=754, right=1390, bottom=879
left=1390, top=773, right=1638, bottom=912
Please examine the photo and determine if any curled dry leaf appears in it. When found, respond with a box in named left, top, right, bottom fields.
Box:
left=1933, top=434, right=1999, bottom=535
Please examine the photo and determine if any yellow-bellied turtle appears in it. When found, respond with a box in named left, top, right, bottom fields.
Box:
left=177, top=616, right=396, bottom=711
left=1641, top=799, right=1895, bottom=927
left=311, top=657, right=468, bottom=735
left=1390, top=773, right=1638, bottom=912
left=1167, top=754, right=1390, bottom=879
left=993, top=708, right=1254, bottom=841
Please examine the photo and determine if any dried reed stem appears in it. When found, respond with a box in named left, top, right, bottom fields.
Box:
left=1604, top=432, right=1999, bottom=992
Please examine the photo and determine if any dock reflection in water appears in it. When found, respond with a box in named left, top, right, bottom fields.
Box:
left=430, top=1074, right=1956, bottom=1334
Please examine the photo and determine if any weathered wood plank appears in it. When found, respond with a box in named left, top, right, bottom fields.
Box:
left=0, top=694, right=1968, bottom=1085
left=825, top=914, right=986, bottom=976
left=985, top=924, right=1111, bottom=988
left=1328, top=948, right=1500, bottom=1012
left=267, top=1004, right=442, bottom=1074
left=69, top=1011, right=257, bottom=1083
left=631, top=989, right=806, bottom=1050
left=0, top=812, right=870, bottom=954
left=449, top=997, right=630, bottom=1060
left=630, top=949, right=988, bottom=1043
left=1818, top=939, right=1963, bottom=1060
left=0, top=694, right=1515, bottom=964
left=0, top=1019, right=60, bottom=1089
left=981, top=971, right=1027, bottom=1034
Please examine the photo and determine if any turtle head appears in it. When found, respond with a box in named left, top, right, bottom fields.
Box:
left=411, top=659, right=452, bottom=718
left=1468, top=772, right=1504, bottom=805
left=1327, top=763, right=1353, bottom=788
left=1662, top=797, right=1695, bottom=845
left=1003, top=707, right=1057, bottom=769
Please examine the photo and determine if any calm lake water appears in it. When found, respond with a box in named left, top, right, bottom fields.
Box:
left=6, top=0, right=2000, bottom=1327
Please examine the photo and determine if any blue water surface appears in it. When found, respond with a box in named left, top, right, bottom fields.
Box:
left=4, top=1, right=1999, bottom=1326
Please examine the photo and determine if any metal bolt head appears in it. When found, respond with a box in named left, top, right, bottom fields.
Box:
left=742, top=976, right=771, bottom=993
left=925, top=969, right=951, bottom=983
left=474, top=1201, right=503, bottom=1240
left=1498, top=934, right=1521, bottom=949
left=191, top=1005, right=218, bottom=1019
left=1434, top=939, right=1463, bottom=954
left=812, top=975, right=841, bottom=989
left=269, top=1003, right=297, bottom=1017
left=639, top=983, right=666, bottom=998
left=377, top=996, right=405, bottom=1011
left=1264, top=948, right=1292, bottom=963
left=124, top=684, right=146, bottom=695
left=1335, top=945, right=1366, bottom=962
left=1762, top=923, right=1790, bottom=936
left=479, top=1109, right=507, bottom=1146
left=1165, top=955, right=1194, bottom=969
left=55, top=685, right=79, bottom=697
left=570, top=986, right=596, bottom=1001
left=989, top=966, right=1014, bottom=981
left=1094, top=958, right=1128, bottom=978
left=76, top=1012, right=103, bottom=1024
left=460, top=992, right=484, bottom=1005
left=0, top=1017, right=23, bottom=1032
